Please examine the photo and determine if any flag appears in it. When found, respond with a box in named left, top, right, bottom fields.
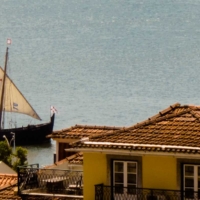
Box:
left=51, top=106, right=57, bottom=114
left=7, top=38, right=12, bottom=45
left=13, top=102, right=18, bottom=110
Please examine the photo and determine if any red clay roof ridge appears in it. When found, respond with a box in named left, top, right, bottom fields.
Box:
left=51, top=124, right=122, bottom=134
left=126, top=107, right=191, bottom=130
left=0, top=174, right=17, bottom=177
left=89, top=128, right=125, bottom=139
left=66, top=152, right=83, bottom=161
left=159, top=102, right=180, bottom=116
left=125, top=102, right=181, bottom=129
left=74, top=124, right=122, bottom=130
left=89, top=102, right=193, bottom=140
left=190, top=110, right=200, bottom=121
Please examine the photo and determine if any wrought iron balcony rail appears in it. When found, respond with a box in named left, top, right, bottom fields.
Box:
left=17, top=164, right=83, bottom=197
left=95, top=184, right=199, bottom=200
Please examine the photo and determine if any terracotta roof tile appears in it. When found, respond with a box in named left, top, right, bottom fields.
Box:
left=44, top=152, right=83, bottom=169
left=67, top=152, right=83, bottom=164
left=19, top=196, right=77, bottom=200
left=0, top=186, right=21, bottom=200
left=0, top=174, right=17, bottom=190
left=72, top=103, right=200, bottom=154
left=0, top=174, right=20, bottom=200
left=47, top=124, right=122, bottom=139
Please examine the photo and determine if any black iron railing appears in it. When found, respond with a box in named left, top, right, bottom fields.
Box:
left=95, top=184, right=199, bottom=200
left=17, top=164, right=83, bottom=197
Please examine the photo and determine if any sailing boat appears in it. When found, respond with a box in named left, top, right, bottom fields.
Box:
left=0, top=46, right=55, bottom=145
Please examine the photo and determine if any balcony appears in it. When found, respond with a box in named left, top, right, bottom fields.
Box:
left=17, top=164, right=83, bottom=199
left=95, top=184, right=199, bottom=200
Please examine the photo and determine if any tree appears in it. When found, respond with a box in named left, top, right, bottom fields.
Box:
left=0, top=141, right=12, bottom=166
left=12, top=147, right=28, bottom=171
left=0, top=140, right=28, bottom=171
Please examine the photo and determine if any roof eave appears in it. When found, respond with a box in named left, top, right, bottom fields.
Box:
left=65, top=147, right=200, bottom=158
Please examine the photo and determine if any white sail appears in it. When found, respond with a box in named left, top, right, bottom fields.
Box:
left=0, top=67, right=41, bottom=120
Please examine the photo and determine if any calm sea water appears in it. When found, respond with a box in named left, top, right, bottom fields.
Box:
left=0, top=0, right=200, bottom=166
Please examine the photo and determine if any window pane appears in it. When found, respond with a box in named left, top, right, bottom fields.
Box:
left=128, top=174, right=136, bottom=184
left=128, top=163, right=137, bottom=173
left=185, top=177, right=194, bottom=187
left=185, top=166, right=194, bottom=176
left=198, top=178, right=200, bottom=189
left=115, top=173, right=124, bottom=183
left=115, top=162, right=123, bottom=172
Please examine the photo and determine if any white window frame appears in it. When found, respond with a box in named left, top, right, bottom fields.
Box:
left=113, top=160, right=137, bottom=197
left=184, top=164, right=200, bottom=199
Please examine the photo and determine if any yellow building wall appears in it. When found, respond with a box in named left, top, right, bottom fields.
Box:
left=142, top=155, right=177, bottom=190
left=83, top=153, right=107, bottom=200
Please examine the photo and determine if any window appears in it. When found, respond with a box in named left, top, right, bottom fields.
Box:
left=113, top=161, right=137, bottom=195
left=184, top=164, right=200, bottom=199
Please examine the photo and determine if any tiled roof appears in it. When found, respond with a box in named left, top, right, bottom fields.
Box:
left=72, top=103, right=200, bottom=154
left=44, top=152, right=83, bottom=169
left=0, top=174, right=20, bottom=199
left=67, top=152, right=83, bottom=164
left=0, top=186, right=21, bottom=200
left=47, top=124, right=122, bottom=139
left=0, top=174, right=17, bottom=190
left=20, top=196, right=81, bottom=200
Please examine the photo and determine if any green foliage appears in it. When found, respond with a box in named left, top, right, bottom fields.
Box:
left=0, top=141, right=12, bottom=166
left=0, top=140, right=28, bottom=171
left=12, top=147, right=28, bottom=171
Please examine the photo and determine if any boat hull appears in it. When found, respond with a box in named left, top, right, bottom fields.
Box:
left=0, top=114, right=55, bottom=145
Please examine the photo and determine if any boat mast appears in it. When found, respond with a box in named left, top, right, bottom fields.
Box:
left=0, top=47, right=9, bottom=130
